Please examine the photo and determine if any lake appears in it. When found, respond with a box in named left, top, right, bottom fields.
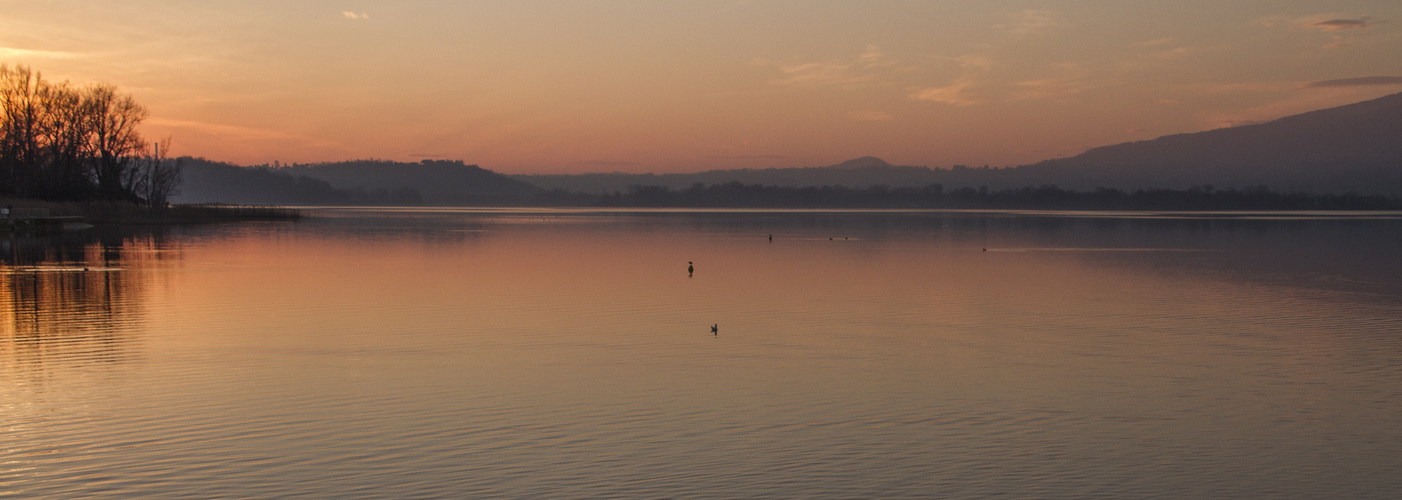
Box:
left=4, top=208, right=1402, bottom=498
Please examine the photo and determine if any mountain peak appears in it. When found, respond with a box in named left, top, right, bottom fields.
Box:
left=1028, top=91, right=1402, bottom=193
left=830, top=156, right=894, bottom=169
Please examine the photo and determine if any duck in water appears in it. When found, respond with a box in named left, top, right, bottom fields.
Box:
left=688, top=261, right=694, bottom=276
left=711, top=324, right=718, bottom=335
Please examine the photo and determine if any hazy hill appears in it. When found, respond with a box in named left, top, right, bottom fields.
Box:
left=283, top=160, right=541, bottom=204
left=176, top=92, right=1402, bottom=205
left=1025, top=92, right=1402, bottom=194
left=513, top=156, right=974, bottom=193
left=175, top=158, right=372, bottom=205
left=519, top=93, right=1402, bottom=196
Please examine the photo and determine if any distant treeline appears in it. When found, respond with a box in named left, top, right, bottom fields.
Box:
left=175, top=157, right=1402, bottom=210
left=175, top=158, right=542, bottom=206
left=1, top=65, right=179, bottom=205
left=537, top=182, right=1402, bottom=210
left=178, top=160, right=424, bottom=206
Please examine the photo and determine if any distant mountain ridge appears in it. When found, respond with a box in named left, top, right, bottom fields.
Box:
left=1024, top=92, right=1402, bottom=193
left=284, top=159, right=540, bottom=203
left=518, top=92, right=1402, bottom=195
left=829, top=156, right=894, bottom=169
left=176, top=92, right=1402, bottom=204
left=176, top=158, right=374, bottom=205
left=512, top=157, right=954, bottom=194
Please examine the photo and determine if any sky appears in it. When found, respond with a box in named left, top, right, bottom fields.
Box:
left=2, top=0, right=1401, bottom=174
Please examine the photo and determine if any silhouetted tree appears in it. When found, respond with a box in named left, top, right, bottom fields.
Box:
left=129, top=138, right=182, bottom=207
left=39, top=79, right=91, bottom=197
left=85, top=83, right=147, bottom=199
left=0, top=65, right=153, bottom=202
left=1, top=65, right=45, bottom=196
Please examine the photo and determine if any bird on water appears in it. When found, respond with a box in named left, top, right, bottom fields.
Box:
left=688, top=261, right=694, bottom=276
left=711, top=324, right=718, bottom=335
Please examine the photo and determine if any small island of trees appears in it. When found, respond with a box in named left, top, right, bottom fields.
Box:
left=1, top=65, right=179, bottom=206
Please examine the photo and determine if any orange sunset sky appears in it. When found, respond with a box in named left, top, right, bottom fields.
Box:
left=3, top=1, right=1400, bottom=174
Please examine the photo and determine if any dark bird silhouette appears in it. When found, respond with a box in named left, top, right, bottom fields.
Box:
left=688, top=261, right=694, bottom=276
left=711, top=324, right=718, bottom=335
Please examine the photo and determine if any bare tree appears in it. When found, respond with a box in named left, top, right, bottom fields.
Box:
left=2, top=66, right=157, bottom=202
left=0, top=65, right=98, bottom=199
left=0, top=65, right=44, bottom=196
left=130, top=138, right=182, bottom=207
left=83, top=83, right=147, bottom=199
left=37, top=80, right=90, bottom=197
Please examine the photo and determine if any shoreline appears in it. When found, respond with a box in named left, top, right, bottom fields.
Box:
left=2, top=199, right=300, bottom=234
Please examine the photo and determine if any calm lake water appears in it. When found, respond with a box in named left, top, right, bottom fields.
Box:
left=4, top=208, right=1402, bottom=498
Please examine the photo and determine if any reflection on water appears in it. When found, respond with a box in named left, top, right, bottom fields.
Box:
left=1, top=231, right=179, bottom=377
left=2, top=268, right=137, bottom=368
left=3, top=210, right=1402, bottom=498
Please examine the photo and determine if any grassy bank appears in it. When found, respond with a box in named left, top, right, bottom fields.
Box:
left=2, top=199, right=300, bottom=226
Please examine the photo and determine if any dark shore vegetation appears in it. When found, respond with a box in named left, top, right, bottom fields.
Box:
left=1, top=198, right=298, bottom=233
left=77, top=202, right=300, bottom=224
left=1, top=65, right=297, bottom=226
left=1, top=65, right=178, bottom=205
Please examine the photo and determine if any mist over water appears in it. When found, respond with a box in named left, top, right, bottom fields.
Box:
left=4, top=209, right=1402, bottom=498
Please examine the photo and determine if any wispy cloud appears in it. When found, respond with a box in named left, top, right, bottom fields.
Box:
left=0, top=46, right=81, bottom=59
left=1122, top=37, right=1219, bottom=66
left=342, top=11, right=370, bottom=20
left=1297, top=16, right=1372, bottom=48
left=911, top=77, right=980, bottom=106
left=770, top=61, right=876, bottom=88
left=1010, top=76, right=1100, bottom=101
left=765, top=45, right=903, bottom=90
left=144, top=117, right=338, bottom=147
left=1305, top=18, right=1368, bottom=31
left=1255, top=14, right=1376, bottom=47
left=910, top=55, right=992, bottom=106
left=950, top=55, right=993, bottom=71
left=997, top=9, right=1064, bottom=36
left=855, top=45, right=894, bottom=70
left=1300, top=76, right=1402, bottom=88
